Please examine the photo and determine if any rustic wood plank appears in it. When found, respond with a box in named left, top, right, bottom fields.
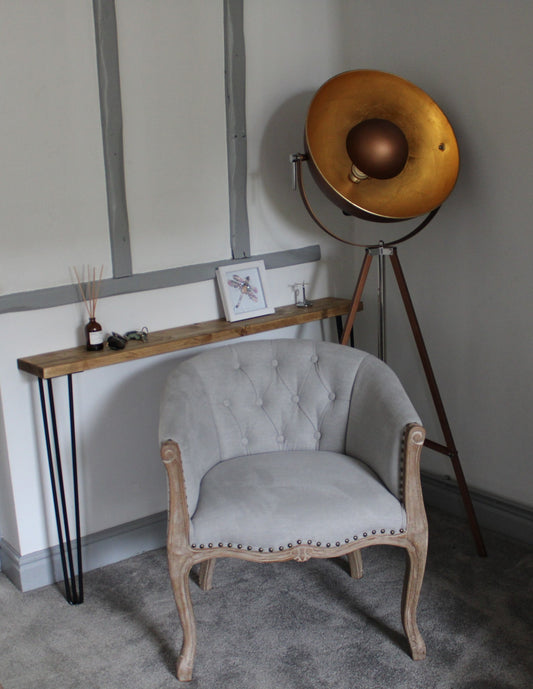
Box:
left=17, top=297, right=360, bottom=379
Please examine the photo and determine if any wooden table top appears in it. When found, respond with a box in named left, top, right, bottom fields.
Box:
left=17, top=297, right=358, bottom=379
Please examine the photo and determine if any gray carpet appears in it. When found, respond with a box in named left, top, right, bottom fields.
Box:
left=1, top=506, right=532, bottom=689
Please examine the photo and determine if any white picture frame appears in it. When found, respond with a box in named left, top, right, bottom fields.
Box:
left=216, top=260, right=275, bottom=322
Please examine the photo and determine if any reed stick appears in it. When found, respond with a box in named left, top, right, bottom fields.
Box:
left=74, top=265, right=104, bottom=319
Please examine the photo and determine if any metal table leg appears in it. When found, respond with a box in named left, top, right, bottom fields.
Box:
left=38, top=375, right=83, bottom=604
left=336, top=315, right=354, bottom=346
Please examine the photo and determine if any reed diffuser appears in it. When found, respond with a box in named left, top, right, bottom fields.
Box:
left=74, top=265, right=104, bottom=351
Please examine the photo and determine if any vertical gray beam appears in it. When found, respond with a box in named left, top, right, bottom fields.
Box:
left=224, top=0, right=251, bottom=259
left=93, top=0, right=132, bottom=278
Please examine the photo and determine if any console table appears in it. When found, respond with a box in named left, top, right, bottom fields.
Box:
left=18, top=297, right=358, bottom=603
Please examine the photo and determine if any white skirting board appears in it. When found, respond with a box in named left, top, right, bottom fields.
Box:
left=1, top=475, right=531, bottom=593
left=0, top=511, right=167, bottom=593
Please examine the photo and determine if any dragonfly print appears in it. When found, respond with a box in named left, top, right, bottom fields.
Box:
left=228, top=274, right=259, bottom=310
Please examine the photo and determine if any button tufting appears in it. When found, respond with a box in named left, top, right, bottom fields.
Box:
left=314, top=431, right=321, bottom=440
left=233, top=362, right=240, bottom=370
left=292, top=394, right=300, bottom=403
left=241, top=437, right=249, bottom=446
left=276, top=435, right=285, bottom=443
left=328, top=392, right=336, bottom=401
left=310, top=354, right=318, bottom=363
left=271, top=359, right=278, bottom=367
left=256, top=398, right=263, bottom=407
left=223, top=399, right=230, bottom=407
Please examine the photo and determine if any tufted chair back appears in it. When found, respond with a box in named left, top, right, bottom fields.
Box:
left=160, top=339, right=420, bottom=516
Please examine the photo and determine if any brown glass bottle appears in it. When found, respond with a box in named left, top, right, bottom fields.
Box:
left=85, top=318, right=104, bottom=351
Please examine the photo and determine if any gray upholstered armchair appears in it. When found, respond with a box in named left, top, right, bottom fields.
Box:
left=159, top=339, right=427, bottom=681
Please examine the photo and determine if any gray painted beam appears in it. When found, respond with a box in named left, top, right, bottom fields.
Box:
left=93, top=0, right=133, bottom=278
left=0, top=246, right=320, bottom=313
left=224, top=0, right=251, bottom=259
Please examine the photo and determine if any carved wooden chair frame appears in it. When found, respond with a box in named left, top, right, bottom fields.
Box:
left=161, top=421, right=427, bottom=681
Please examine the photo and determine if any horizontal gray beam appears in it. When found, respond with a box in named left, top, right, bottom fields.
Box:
left=0, top=246, right=320, bottom=314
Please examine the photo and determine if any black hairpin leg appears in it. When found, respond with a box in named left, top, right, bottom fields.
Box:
left=336, top=315, right=354, bottom=347
left=38, top=375, right=83, bottom=604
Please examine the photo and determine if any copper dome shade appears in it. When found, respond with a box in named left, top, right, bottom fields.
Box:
left=305, top=69, right=460, bottom=221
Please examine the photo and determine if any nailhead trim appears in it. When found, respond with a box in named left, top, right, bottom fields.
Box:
left=193, top=528, right=406, bottom=552
left=399, top=428, right=407, bottom=501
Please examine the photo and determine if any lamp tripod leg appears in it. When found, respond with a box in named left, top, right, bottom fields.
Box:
left=341, top=250, right=373, bottom=345
left=339, top=246, right=486, bottom=556
left=389, top=248, right=487, bottom=557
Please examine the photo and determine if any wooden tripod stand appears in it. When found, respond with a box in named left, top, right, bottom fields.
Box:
left=341, top=245, right=487, bottom=556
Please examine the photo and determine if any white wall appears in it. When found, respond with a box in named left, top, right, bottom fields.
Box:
left=0, top=0, right=531, bottom=568
left=116, top=0, right=232, bottom=272
left=0, top=1, right=111, bottom=292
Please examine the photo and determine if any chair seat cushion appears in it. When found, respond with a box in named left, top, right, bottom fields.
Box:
left=190, top=451, right=406, bottom=551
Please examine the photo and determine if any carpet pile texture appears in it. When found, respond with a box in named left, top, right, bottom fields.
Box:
left=1, top=506, right=531, bottom=688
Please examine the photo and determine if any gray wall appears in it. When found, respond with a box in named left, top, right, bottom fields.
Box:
left=339, top=0, right=533, bottom=509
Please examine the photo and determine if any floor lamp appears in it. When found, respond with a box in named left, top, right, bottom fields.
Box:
left=292, top=70, right=486, bottom=556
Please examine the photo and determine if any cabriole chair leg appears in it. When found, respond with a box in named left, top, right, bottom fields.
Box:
left=199, top=559, right=216, bottom=591
left=347, top=550, right=363, bottom=579
left=401, top=540, right=427, bottom=660
left=168, top=557, right=197, bottom=681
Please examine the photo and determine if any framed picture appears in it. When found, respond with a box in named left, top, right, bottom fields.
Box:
left=216, top=260, right=275, bottom=322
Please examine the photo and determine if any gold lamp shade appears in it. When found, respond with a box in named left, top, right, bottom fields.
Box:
left=305, top=70, right=460, bottom=220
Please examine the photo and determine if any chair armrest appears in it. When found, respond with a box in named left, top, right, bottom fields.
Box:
left=402, top=423, right=427, bottom=532
left=161, top=440, right=191, bottom=550
left=345, top=354, right=422, bottom=499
